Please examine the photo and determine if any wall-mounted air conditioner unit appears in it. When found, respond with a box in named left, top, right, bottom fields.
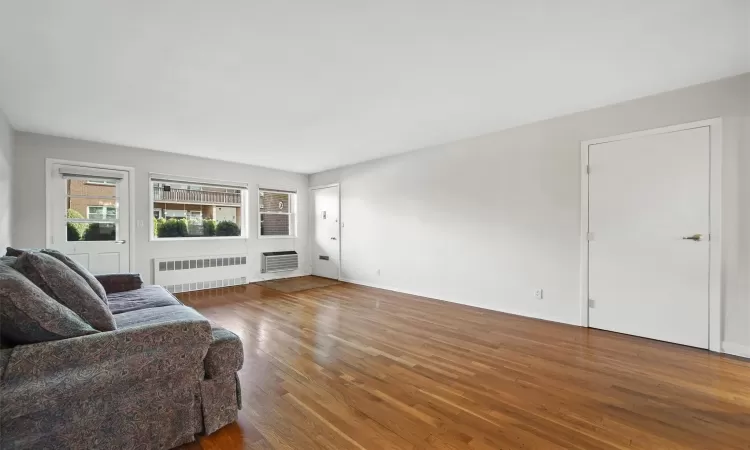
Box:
left=261, top=251, right=298, bottom=273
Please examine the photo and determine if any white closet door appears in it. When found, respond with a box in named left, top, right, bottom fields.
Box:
left=588, top=126, right=710, bottom=348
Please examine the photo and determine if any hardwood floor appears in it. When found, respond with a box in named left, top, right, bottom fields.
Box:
left=177, top=278, right=750, bottom=449
left=254, top=275, right=342, bottom=293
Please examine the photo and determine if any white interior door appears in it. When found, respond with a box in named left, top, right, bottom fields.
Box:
left=49, top=163, right=130, bottom=274
left=311, top=185, right=340, bottom=279
left=588, top=126, right=710, bottom=348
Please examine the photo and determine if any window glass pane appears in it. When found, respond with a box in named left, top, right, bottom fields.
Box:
left=66, top=222, right=117, bottom=241
left=67, top=178, right=118, bottom=221
left=153, top=182, right=242, bottom=204
left=260, top=213, right=290, bottom=236
left=152, top=180, right=244, bottom=239
left=67, top=178, right=117, bottom=198
left=86, top=205, right=118, bottom=220
left=259, top=191, right=290, bottom=213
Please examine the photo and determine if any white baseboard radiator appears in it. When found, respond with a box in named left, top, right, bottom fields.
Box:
left=153, top=254, right=248, bottom=293
left=261, top=251, right=298, bottom=273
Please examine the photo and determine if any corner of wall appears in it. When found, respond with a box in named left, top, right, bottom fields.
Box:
left=0, top=108, right=14, bottom=249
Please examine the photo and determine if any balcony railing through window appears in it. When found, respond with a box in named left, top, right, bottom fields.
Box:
left=153, top=185, right=241, bottom=205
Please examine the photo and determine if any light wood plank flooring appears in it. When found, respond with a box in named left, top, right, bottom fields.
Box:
left=177, top=277, right=750, bottom=449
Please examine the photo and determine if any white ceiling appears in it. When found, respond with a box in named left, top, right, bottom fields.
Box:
left=0, top=1, right=748, bottom=174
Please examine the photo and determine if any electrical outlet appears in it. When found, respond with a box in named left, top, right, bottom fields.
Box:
left=534, top=289, right=543, bottom=299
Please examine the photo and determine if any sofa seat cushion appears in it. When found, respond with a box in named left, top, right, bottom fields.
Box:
left=204, top=325, right=244, bottom=379
left=113, top=304, right=208, bottom=331
left=12, top=252, right=116, bottom=331
left=108, top=285, right=182, bottom=314
left=0, top=264, right=98, bottom=344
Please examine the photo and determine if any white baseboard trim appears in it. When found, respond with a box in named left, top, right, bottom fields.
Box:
left=340, top=277, right=578, bottom=326
left=722, top=342, right=750, bottom=358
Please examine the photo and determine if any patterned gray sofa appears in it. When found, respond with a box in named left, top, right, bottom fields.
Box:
left=0, top=267, right=244, bottom=449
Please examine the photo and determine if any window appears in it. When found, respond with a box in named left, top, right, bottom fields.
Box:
left=66, top=177, right=120, bottom=241
left=87, top=206, right=118, bottom=220
left=259, top=188, right=297, bottom=237
left=150, top=175, right=248, bottom=240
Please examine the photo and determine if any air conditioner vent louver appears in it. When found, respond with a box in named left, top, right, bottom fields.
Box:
left=261, top=251, right=298, bottom=273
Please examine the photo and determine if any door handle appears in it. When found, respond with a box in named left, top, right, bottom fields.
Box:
left=682, top=234, right=703, bottom=242
left=330, top=237, right=337, bottom=240
left=115, top=240, right=127, bottom=244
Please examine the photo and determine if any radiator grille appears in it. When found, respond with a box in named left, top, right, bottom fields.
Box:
left=153, top=254, right=248, bottom=293
left=164, top=278, right=247, bottom=294
left=261, top=251, right=298, bottom=273
left=156, top=256, right=246, bottom=272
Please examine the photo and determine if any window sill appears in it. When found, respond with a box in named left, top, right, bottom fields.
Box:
left=149, top=236, right=248, bottom=242
left=257, top=235, right=297, bottom=239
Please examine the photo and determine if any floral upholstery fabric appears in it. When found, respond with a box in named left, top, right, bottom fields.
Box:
left=3, top=247, right=32, bottom=257
left=107, top=285, right=182, bottom=314
left=200, top=376, right=240, bottom=435
left=39, top=248, right=108, bottom=303
left=0, top=256, right=16, bottom=266
left=205, top=325, right=244, bottom=378
left=1, top=303, right=212, bottom=449
left=12, top=252, right=116, bottom=332
left=5, top=378, right=201, bottom=450
left=0, top=348, right=11, bottom=379
left=0, top=277, right=243, bottom=449
left=95, top=273, right=144, bottom=294
left=0, top=264, right=98, bottom=344
left=200, top=325, right=244, bottom=434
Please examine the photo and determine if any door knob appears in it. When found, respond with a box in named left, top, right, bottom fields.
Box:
left=682, top=234, right=702, bottom=241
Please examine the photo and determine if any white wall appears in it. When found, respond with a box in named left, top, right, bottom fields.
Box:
left=12, top=133, right=310, bottom=284
left=310, top=73, right=750, bottom=354
left=722, top=115, right=750, bottom=356
left=0, top=109, right=13, bottom=250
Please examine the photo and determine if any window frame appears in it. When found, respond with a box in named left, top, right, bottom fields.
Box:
left=149, top=174, right=249, bottom=242
left=65, top=177, right=121, bottom=242
left=84, top=179, right=117, bottom=186
left=258, top=188, right=297, bottom=239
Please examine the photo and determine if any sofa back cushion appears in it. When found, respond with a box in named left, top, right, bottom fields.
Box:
left=0, top=264, right=98, bottom=344
left=13, top=252, right=117, bottom=331
left=5, top=247, right=37, bottom=257
left=39, top=249, right=108, bottom=303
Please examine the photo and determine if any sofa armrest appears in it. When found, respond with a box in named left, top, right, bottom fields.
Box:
left=205, top=325, right=244, bottom=379
left=1, top=306, right=212, bottom=419
left=95, top=273, right=144, bottom=294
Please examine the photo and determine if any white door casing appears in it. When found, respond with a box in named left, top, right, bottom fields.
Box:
left=46, top=160, right=134, bottom=274
left=311, top=185, right=340, bottom=280
left=580, top=119, right=723, bottom=351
